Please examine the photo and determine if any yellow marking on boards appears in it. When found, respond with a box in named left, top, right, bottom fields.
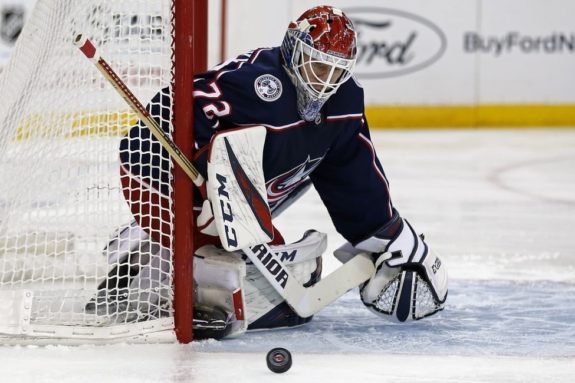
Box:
left=16, top=110, right=138, bottom=140
left=365, top=104, right=575, bottom=128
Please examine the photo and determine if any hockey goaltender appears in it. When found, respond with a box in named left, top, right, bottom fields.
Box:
left=87, top=5, right=448, bottom=339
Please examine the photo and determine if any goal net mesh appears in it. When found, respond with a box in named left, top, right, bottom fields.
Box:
left=0, top=0, right=177, bottom=341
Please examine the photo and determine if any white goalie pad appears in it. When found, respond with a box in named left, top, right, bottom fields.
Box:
left=242, top=230, right=326, bottom=326
left=206, top=126, right=273, bottom=251
left=195, top=230, right=327, bottom=331
left=194, top=246, right=248, bottom=337
left=104, top=221, right=150, bottom=265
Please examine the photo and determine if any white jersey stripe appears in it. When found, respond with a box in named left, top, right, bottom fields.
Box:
left=358, top=132, right=392, bottom=217
left=235, top=120, right=306, bottom=131
left=326, top=113, right=363, bottom=121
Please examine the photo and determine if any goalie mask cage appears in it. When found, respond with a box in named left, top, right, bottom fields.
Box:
left=0, top=0, right=206, bottom=344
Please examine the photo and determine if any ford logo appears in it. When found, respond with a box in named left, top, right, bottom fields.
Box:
left=345, top=7, right=447, bottom=79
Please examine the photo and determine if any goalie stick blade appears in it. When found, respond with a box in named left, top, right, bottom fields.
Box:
left=242, top=245, right=375, bottom=318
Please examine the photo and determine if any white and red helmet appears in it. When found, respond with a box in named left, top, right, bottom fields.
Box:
left=281, top=6, right=357, bottom=121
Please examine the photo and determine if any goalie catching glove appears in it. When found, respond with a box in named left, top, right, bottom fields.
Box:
left=335, top=209, right=448, bottom=322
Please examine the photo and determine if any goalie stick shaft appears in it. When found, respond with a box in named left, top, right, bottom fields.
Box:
left=74, top=34, right=203, bottom=187
left=74, top=34, right=375, bottom=317
left=242, top=244, right=375, bottom=317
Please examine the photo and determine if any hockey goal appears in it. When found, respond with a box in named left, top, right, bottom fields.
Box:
left=0, top=0, right=206, bottom=343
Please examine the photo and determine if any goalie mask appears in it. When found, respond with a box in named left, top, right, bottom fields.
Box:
left=281, top=6, right=357, bottom=122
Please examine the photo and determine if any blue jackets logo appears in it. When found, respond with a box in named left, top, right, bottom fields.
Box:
left=267, top=156, right=323, bottom=209
left=254, top=74, right=283, bottom=102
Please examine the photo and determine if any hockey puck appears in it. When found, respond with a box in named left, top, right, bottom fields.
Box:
left=266, top=347, right=292, bottom=373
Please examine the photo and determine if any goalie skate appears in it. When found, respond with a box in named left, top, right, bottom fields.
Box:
left=192, top=304, right=235, bottom=340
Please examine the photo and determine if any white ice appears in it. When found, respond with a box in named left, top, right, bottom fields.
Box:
left=1, top=128, right=574, bottom=382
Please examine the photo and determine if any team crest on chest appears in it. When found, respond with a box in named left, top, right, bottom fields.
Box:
left=267, top=155, right=324, bottom=209
left=254, top=74, right=283, bottom=102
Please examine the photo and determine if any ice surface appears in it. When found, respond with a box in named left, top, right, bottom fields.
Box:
left=1, top=128, right=574, bottom=382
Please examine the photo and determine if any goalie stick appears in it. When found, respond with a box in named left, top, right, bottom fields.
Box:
left=74, top=34, right=375, bottom=318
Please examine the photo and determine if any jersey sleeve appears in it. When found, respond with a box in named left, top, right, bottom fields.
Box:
left=192, top=52, right=270, bottom=175
left=194, top=51, right=285, bottom=139
left=309, top=116, right=395, bottom=245
left=193, top=64, right=242, bottom=148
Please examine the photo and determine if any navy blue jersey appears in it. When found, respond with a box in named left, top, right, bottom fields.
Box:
left=121, top=47, right=394, bottom=245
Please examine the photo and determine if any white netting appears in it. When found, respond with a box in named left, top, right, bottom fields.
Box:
left=373, top=272, right=443, bottom=320
left=372, top=275, right=400, bottom=315
left=413, top=273, right=444, bottom=319
left=0, top=0, right=176, bottom=342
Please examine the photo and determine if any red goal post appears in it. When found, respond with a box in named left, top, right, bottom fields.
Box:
left=173, top=0, right=207, bottom=344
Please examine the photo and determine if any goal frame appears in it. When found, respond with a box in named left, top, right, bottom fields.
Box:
left=0, top=0, right=208, bottom=345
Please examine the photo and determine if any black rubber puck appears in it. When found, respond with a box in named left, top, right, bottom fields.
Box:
left=266, top=347, right=292, bottom=373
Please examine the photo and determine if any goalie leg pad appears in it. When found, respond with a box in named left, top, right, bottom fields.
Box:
left=206, top=126, right=273, bottom=251
left=194, top=246, right=248, bottom=338
left=194, top=229, right=326, bottom=331
left=104, top=220, right=149, bottom=265
left=125, top=242, right=171, bottom=317
left=243, top=230, right=325, bottom=330
left=87, top=221, right=171, bottom=320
